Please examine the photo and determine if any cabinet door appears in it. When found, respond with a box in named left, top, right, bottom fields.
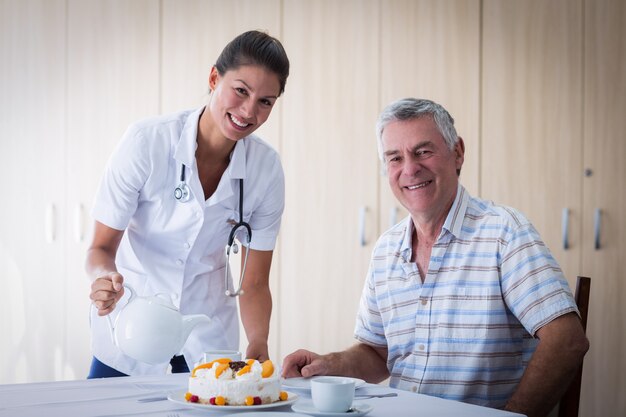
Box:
left=0, top=0, right=66, bottom=383
left=379, top=0, right=480, bottom=230
left=581, top=0, right=626, bottom=415
left=65, top=0, right=161, bottom=379
left=481, top=0, right=583, bottom=282
left=161, top=0, right=282, bottom=359
left=279, top=0, right=380, bottom=356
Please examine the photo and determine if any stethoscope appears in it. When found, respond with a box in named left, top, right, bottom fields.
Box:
left=175, top=163, right=251, bottom=297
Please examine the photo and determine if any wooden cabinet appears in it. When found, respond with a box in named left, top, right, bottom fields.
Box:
left=0, top=0, right=67, bottom=384
left=0, top=0, right=161, bottom=383
left=278, top=0, right=381, bottom=356
left=64, top=0, right=161, bottom=380
left=580, top=1, right=626, bottom=415
left=379, top=0, right=480, bottom=227
left=482, top=1, right=626, bottom=415
left=482, top=0, right=584, bottom=281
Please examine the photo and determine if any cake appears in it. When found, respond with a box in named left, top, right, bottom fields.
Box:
left=186, top=358, right=288, bottom=406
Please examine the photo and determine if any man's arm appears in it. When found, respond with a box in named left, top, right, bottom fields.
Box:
left=504, top=312, right=589, bottom=417
left=282, top=343, right=390, bottom=383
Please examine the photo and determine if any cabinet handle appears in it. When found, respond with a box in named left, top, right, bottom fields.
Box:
left=594, top=208, right=601, bottom=250
left=359, top=206, right=367, bottom=247
left=45, top=204, right=56, bottom=243
left=561, top=208, right=569, bottom=250
left=389, top=206, right=398, bottom=229
left=74, top=203, right=84, bottom=243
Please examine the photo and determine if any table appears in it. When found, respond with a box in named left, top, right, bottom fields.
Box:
left=0, top=373, right=525, bottom=417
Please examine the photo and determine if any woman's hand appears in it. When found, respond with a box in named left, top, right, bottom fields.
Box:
left=245, top=339, right=269, bottom=362
left=90, top=272, right=125, bottom=316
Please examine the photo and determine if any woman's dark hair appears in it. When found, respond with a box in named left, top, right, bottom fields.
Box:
left=215, top=30, right=290, bottom=96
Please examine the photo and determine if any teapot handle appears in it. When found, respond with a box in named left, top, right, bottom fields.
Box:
left=105, top=284, right=136, bottom=346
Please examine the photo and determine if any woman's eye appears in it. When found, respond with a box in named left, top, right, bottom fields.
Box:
left=260, top=99, right=273, bottom=107
left=235, top=87, right=247, bottom=95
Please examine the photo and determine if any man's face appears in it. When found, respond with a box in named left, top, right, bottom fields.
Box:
left=382, top=116, right=464, bottom=220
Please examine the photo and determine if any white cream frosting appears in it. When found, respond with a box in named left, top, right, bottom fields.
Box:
left=188, top=360, right=281, bottom=405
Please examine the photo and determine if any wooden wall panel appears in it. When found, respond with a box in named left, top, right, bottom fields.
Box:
left=279, top=0, right=381, bottom=357
left=581, top=1, right=626, bottom=415
left=0, top=0, right=67, bottom=383
left=481, top=0, right=583, bottom=283
left=65, top=0, right=161, bottom=380
left=379, top=0, right=480, bottom=231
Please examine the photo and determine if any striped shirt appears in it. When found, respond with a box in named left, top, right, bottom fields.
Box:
left=354, top=185, right=577, bottom=409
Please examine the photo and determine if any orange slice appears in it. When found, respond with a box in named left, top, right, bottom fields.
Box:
left=191, top=358, right=231, bottom=377
left=237, top=365, right=251, bottom=376
left=215, top=362, right=230, bottom=378
left=261, top=360, right=274, bottom=378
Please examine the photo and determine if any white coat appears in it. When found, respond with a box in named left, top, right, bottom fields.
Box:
left=90, top=107, right=285, bottom=375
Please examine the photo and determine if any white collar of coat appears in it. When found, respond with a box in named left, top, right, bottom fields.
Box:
left=174, top=106, right=248, bottom=180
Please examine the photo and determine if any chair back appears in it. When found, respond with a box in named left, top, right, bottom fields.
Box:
left=557, top=276, right=591, bottom=417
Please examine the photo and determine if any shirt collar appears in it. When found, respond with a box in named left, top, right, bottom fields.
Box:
left=443, top=184, right=468, bottom=239
left=227, top=139, right=247, bottom=180
left=173, top=106, right=247, bottom=180
left=173, top=107, right=203, bottom=167
left=399, top=183, right=468, bottom=260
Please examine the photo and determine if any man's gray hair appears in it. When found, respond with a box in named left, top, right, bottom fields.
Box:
left=376, top=98, right=459, bottom=162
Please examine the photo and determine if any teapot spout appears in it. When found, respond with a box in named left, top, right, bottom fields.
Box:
left=181, top=314, right=212, bottom=341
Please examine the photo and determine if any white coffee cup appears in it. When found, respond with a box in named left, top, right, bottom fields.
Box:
left=311, top=376, right=355, bottom=413
left=202, top=350, right=242, bottom=363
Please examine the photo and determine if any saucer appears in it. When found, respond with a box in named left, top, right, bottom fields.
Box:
left=228, top=413, right=310, bottom=417
left=282, top=376, right=366, bottom=391
left=291, top=402, right=373, bottom=417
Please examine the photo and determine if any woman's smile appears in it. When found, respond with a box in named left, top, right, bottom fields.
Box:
left=229, top=113, right=252, bottom=130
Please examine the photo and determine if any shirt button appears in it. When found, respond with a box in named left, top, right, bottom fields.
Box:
left=176, top=259, right=184, bottom=266
left=411, top=386, right=417, bottom=392
left=421, top=299, right=428, bottom=306
left=184, top=242, right=191, bottom=249
left=418, top=344, right=425, bottom=351
left=194, top=211, right=201, bottom=218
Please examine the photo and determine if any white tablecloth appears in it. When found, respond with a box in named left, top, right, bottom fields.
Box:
left=0, top=373, right=525, bottom=417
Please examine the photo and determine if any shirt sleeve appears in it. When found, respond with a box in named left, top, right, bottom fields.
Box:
left=91, top=123, right=151, bottom=230
left=247, top=151, right=285, bottom=251
left=500, top=221, right=578, bottom=336
left=354, top=258, right=388, bottom=348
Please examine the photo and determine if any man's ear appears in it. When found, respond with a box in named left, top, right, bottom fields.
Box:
left=454, top=137, right=465, bottom=169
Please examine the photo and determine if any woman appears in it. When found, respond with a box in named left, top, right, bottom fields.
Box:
left=87, top=30, right=289, bottom=377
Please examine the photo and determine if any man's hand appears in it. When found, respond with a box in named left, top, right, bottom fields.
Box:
left=282, top=349, right=328, bottom=378
left=90, top=272, right=124, bottom=316
left=282, top=344, right=389, bottom=382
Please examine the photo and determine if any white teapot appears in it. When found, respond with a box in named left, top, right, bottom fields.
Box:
left=106, top=285, right=211, bottom=364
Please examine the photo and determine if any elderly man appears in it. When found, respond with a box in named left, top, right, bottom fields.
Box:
left=282, top=98, right=589, bottom=417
